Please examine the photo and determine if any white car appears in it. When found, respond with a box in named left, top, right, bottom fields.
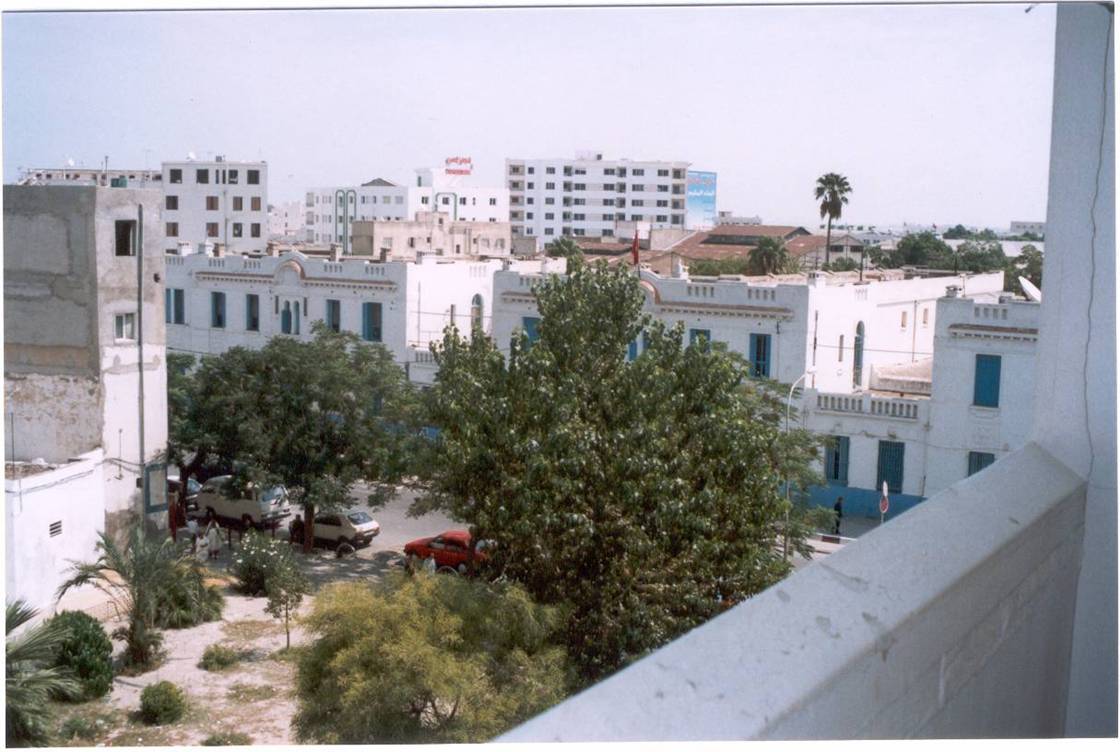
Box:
left=311, top=510, right=381, bottom=549
left=196, top=475, right=292, bottom=529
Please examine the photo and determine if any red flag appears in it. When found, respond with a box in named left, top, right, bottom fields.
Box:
left=631, top=229, right=640, bottom=266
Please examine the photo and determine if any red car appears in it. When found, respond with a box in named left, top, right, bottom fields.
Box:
left=403, top=530, right=490, bottom=574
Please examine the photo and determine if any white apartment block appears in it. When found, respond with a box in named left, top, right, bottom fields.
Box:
left=305, top=168, right=509, bottom=253
left=505, top=151, right=690, bottom=247
left=161, top=157, right=269, bottom=255
left=162, top=248, right=558, bottom=385
left=269, top=200, right=305, bottom=241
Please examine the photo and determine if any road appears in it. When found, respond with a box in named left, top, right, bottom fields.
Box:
left=346, top=483, right=461, bottom=559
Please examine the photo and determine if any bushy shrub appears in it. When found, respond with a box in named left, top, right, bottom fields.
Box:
left=198, top=644, right=240, bottom=672
left=50, top=611, right=114, bottom=700
left=202, top=731, right=252, bottom=746
left=139, top=681, right=186, bottom=725
left=231, top=530, right=291, bottom=596
left=155, top=560, right=225, bottom=629
left=294, top=575, right=570, bottom=744
left=58, top=713, right=111, bottom=741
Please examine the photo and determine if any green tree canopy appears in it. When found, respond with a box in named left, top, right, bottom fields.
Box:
left=954, top=239, right=1007, bottom=273
left=544, top=236, right=583, bottom=259
left=419, top=258, right=821, bottom=681
left=294, top=576, right=569, bottom=744
left=886, top=231, right=956, bottom=268
left=1006, top=244, right=1044, bottom=293
left=748, top=236, right=793, bottom=275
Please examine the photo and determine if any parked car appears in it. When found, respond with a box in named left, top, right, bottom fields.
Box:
left=310, top=510, right=381, bottom=549
left=195, top=475, right=292, bottom=529
left=167, top=474, right=201, bottom=514
left=403, top=530, right=491, bottom=574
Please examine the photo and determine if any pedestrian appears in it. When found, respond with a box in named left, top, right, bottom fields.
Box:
left=833, top=496, right=844, bottom=536
left=206, top=520, right=222, bottom=560
left=186, top=518, right=199, bottom=555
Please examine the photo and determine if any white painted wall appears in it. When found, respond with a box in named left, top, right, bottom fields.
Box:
left=5, top=449, right=106, bottom=615
left=162, top=160, right=268, bottom=254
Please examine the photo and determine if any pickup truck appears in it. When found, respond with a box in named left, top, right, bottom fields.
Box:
left=195, top=475, right=292, bottom=529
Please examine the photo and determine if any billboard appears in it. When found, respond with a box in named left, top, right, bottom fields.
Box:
left=686, top=171, right=717, bottom=229
left=445, top=156, right=473, bottom=175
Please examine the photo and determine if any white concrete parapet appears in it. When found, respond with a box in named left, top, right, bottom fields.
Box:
left=812, top=390, right=925, bottom=421
left=501, top=442, right=1085, bottom=740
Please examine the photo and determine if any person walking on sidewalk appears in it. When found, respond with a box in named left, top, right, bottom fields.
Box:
left=205, top=520, right=222, bottom=560
left=833, top=496, right=844, bottom=536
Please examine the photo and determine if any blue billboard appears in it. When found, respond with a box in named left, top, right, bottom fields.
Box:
left=686, top=171, right=718, bottom=229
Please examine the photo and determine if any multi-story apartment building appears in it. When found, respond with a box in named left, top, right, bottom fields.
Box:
left=161, top=157, right=269, bottom=255
left=505, top=151, right=690, bottom=247
left=4, top=184, right=169, bottom=611
left=305, top=168, right=509, bottom=252
left=163, top=247, right=559, bottom=385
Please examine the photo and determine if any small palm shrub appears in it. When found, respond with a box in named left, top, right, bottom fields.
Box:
left=6, top=601, right=81, bottom=746
left=202, top=731, right=252, bottom=746
left=198, top=644, right=240, bottom=671
left=231, top=530, right=289, bottom=596
left=154, top=561, right=224, bottom=629
left=49, top=611, right=114, bottom=700
left=139, top=681, right=186, bottom=725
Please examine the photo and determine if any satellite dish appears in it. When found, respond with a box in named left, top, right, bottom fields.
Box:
left=187, top=151, right=196, bottom=161
left=1019, top=276, right=1042, bottom=302
left=65, top=157, right=75, bottom=167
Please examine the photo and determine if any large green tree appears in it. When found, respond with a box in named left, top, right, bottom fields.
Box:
left=294, top=576, right=569, bottom=743
left=1006, top=244, right=1044, bottom=293
left=954, top=239, right=1007, bottom=273
left=814, top=173, right=852, bottom=267
left=544, top=236, right=583, bottom=259
left=748, top=236, right=792, bottom=275
left=419, top=258, right=822, bottom=681
left=886, top=231, right=956, bottom=269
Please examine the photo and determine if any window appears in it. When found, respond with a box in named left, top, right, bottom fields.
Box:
left=545, top=212, right=554, bottom=220
left=657, top=200, right=668, bottom=207
left=657, top=169, right=669, bottom=177
left=852, top=322, right=865, bottom=387
left=238, top=293, right=258, bottom=331
left=546, top=167, right=555, bottom=174
left=656, top=215, right=668, bottom=222
left=210, top=292, right=226, bottom=328
left=748, top=333, right=771, bottom=377
left=169, top=289, right=184, bottom=324
left=604, top=168, right=616, bottom=175
left=544, top=228, right=554, bottom=236
left=877, top=440, right=905, bottom=494
left=631, top=214, right=643, bottom=221
left=232, top=196, right=243, bottom=211
left=294, top=301, right=301, bottom=335
left=228, top=169, right=239, bottom=184
left=441, top=196, right=450, bottom=205
left=527, top=212, right=534, bottom=220
left=658, top=185, right=669, bottom=192
left=114, top=220, right=136, bottom=256
left=522, top=316, right=541, bottom=344
left=632, top=184, right=645, bottom=192
left=825, top=436, right=850, bottom=485
left=689, top=328, right=711, bottom=351
left=923, top=307, right=930, bottom=326
left=838, top=334, right=845, bottom=362
left=232, top=223, right=243, bottom=238
left=247, top=169, right=260, bottom=184
left=166, top=195, right=178, bottom=210
left=325, top=299, right=341, bottom=332
left=471, top=294, right=483, bottom=331
left=114, top=312, right=136, bottom=340
left=196, top=168, right=209, bottom=184
left=632, top=168, right=645, bottom=176
left=545, top=182, right=555, bottom=190
left=968, top=451, right=996, bottom=476
left=49, top=520, right=62, bottom=537
left=395, top=195, right=404, bottom=204
left=169, top=168, right=182, bottom=184
left=166, top=222, right=178, bottom=237
left=527, top=198, right=535, bottom=205
left=527, top=166, right=535, bottom=174
left=421, top=196, right=430, bottom=205
left=206, top=195, right=219, bottom=211
left=281, top=301, right=292, bottom=334
left=901, top=310, right=908, bottom=328
left=632, top=199, right=645, bottom=207
left=362, top=302, right=382, bottom=342
left=251, top=223, right=261, bottom=238
left=973, top=354, right=1002, bottom=407
left=527, top=182, right=535, bottom=190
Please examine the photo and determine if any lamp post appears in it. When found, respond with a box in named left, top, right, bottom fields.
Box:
left=782, top=368, right=815, bottom=560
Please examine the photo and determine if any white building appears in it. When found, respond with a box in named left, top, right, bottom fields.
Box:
left=163, top=248, right=560, bottom=385
left=4, top=184, right=169, bottom=612
left=161, top=157, right=269, bottom=255
left=506, top=151, right=690, bottom=247
left=350, top=211, right=512, bottom=261
left=268, top=200, right=305, bottom=241
left=17, top=165, right=161, bottom=188
left=1009, top=220, right=1045, bottom=237
left=304, top=167, right=509, bottom=253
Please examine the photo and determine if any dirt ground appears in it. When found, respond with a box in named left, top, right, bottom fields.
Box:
left=51, top=542, right=407, bottom=747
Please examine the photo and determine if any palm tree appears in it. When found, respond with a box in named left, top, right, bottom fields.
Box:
left=814, top=173, right=853, bottom=267
left=57, top=525, right=207, bottom=669
left=6, top=600, right=80, bottom=746
left=748, top=237, right=791, bottom=276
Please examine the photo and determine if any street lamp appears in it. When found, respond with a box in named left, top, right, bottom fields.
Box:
left=782, top=368, right=815, bottom=560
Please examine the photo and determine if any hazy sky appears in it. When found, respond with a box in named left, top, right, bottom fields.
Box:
left=2, top=3, right=1057, bottom=229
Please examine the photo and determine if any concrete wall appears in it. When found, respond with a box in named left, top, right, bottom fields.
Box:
left=5, top=450, right=106, bottom=615
left=502, top=444, right=1085, bottom=740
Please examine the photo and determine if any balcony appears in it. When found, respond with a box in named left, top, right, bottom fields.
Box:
left=503, top=443, right=1086, bottom=740
left=809, top=389, right=926, bottom=421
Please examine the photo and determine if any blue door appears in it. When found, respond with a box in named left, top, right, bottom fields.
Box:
left=877, top=440, right=905, bottom=494
left=749, top=333, right=771, bottom=378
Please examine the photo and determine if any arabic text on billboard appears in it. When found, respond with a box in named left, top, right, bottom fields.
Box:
left=686, top=171, right=717, bottom=229
left=445, top=156, right=472, bottom=176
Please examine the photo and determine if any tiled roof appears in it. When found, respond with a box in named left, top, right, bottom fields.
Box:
left=786, top=235, right=827, bottom=257
left=361, top=177, right=398, bottom=187
left=706, top=224, right=807, bottom=238
left=575, top=239, right=632, bottom=254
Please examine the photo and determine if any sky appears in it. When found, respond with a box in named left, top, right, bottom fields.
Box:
left=2, top=2, right=1057, bottom=229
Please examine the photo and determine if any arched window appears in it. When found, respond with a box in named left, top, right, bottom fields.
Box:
left=471, top=294, right=484, bottom=332
left=853, top=322, right=865, bottom=388
left=281, top=301, right=292, bottom=334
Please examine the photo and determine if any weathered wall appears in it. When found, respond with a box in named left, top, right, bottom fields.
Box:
left=3, top=374, right=102, bottom=463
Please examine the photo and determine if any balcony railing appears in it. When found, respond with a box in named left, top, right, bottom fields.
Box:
left=501, top=442, right=1085, bottom=740
left=811, top=390, right=925, bottom=421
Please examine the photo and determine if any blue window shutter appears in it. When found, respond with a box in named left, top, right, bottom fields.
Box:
left=968, top=451, right=996, bottom=476
left=877, top=440, right=905, bottom=494
left=211, top=292, right=225, bottom=328
left=281, top=304, right=292, bottom=334
left=825, top=435, right=850, bottom=486
left=523, top=316, right=541, bottom=344
left=165, top=289, right=172, bottom=323
left=628, top=339, right=638, bottom=361
left=749, top=333, right=771, bottom=377
left=838, top=436, right=849, bottom=485
left=361, top=302, right=382, bottom=342
left=689, top=328, right=711, bottom=350
left=973, top=354, right=1002, bottom=407
left=173, top=289, right=184, bottom=324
